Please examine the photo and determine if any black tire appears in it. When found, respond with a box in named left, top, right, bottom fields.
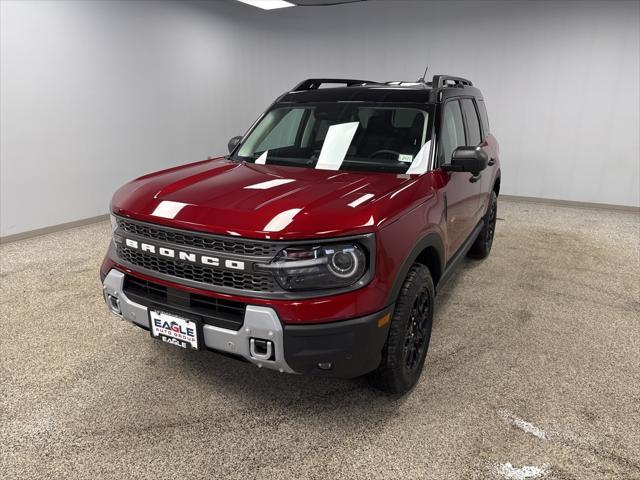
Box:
left=468, top=190, right=497, bottom=259
left=368, top=264, right=435, bottom=394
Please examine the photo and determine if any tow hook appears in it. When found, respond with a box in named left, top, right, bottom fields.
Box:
left=103, top=287, right=121, bottom=315
left=250, top=338, right=274, bottom=361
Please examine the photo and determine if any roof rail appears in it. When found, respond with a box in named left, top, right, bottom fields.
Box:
left=292, top=78, right=379, bottom=91
left=384, top=80, right=427, bottom=87
left=431, top=75, right=473, bottom=88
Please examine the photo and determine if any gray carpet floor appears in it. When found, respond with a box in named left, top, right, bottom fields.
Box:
left=1, top=199, right=639, bottom=479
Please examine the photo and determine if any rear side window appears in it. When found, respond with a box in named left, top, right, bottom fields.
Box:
left=476, top=100, right=490, bottom=137
left=438, top=100, right=465, bottom=165
left=461, top=99, right=481, bottom=146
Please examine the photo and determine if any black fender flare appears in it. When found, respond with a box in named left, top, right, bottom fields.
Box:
left=385, top=231, right=445, bottom=305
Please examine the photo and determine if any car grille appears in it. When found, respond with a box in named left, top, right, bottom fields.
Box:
left=123, top=276, right=246, bottom=331
left=116, top=243, right=278, bottom=293
left=117, top=218, right=278, bottom=257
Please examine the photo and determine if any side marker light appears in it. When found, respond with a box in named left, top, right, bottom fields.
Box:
left=378, top=313, right=391, bottom=328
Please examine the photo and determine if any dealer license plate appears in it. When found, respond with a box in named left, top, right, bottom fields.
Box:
left=149, top=310, right=199, bottom=350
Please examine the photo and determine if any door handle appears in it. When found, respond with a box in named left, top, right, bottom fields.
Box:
left=488, top=158, right=496, bottom=166
left=469, top=174, right=481, bottom=183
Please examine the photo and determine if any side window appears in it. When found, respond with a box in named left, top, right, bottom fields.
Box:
left=476, top=100, right=490, bottom=137
left=438, top=100, right=465, bottom=165
left=256, top=108, right=305, bottom=151
left=461, top=99, right=481, bottom=146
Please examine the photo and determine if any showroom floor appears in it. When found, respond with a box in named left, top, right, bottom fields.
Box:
left=1, top=199, right=639, bottom=480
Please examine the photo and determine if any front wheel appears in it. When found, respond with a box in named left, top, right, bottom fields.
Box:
left=368, top=264, right=435, bottom=394
left=468, top=190, right=497, bottom=259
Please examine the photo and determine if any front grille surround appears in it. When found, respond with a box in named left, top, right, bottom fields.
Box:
left=111, top=215, right=376, bottom=299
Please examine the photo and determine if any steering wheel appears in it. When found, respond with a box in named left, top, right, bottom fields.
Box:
left=369, top=149, right=402, bottom=159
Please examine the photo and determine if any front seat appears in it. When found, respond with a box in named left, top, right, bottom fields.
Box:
left=359, top=113, right=393, bottom=157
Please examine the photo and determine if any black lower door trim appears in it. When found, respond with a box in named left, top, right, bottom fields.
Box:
left=438, top=219, right=484, bottom=290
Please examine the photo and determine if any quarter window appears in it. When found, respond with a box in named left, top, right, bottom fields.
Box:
left=476, top=100, right=490, bottom=137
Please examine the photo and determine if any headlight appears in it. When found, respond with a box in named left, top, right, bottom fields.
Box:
left=263, top=243, right=367, bottom=291
left=110, top=214, right=118, bottom=233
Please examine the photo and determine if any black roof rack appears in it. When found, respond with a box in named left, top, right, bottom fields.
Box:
left=278, top=74, right=479, bottom=104
left=431, top=75, right=473, bottom=88
left=384, top=80, right=428, bottom=87
left=292, top=78, right=380, bottom=91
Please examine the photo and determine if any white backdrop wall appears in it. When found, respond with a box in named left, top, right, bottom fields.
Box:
left=1, top=0, right=638, bottom=236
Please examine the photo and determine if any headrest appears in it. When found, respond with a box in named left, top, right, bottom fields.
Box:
left=314, top=104, right=344, bottom=121
left=410, top=113, right=424, bottom=134
left=367, top=113, right=391, bottom=134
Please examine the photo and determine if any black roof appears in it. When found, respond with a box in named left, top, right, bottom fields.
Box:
left=276, top=76, right=483, bottom=105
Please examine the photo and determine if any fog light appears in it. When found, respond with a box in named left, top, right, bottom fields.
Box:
left=317, top=362, right=332, bottom=370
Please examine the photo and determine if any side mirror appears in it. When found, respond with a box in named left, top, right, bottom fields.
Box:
left=442, top=146, right=488, bottom=176
left=228, top=136, right=242, bottom=154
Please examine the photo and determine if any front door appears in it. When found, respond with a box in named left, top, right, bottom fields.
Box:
left=436, top=99, right=481, bottom=261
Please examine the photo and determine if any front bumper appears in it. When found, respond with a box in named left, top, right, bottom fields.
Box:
left=102, top=269, right=392, bottom=378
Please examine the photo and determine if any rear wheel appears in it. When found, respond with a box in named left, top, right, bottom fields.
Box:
left=368, top=264, right=434, bottom=394
left=468, top=190, right=497, bottom=259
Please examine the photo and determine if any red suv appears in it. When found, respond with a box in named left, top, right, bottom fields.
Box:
left=101, top=75, right=500, bottom=393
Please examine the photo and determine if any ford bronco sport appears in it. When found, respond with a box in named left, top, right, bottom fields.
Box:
left=101, top=75, right=500, bottom=393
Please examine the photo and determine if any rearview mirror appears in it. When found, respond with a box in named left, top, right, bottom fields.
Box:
left=441, top=146, right=488, bottom=176
left=228, top=136, right=242, bottom=154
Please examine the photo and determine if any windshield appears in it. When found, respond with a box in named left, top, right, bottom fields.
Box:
left=233, top=102, right=432, bottom=174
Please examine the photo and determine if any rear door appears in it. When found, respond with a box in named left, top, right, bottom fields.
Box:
left=460, top=98, right=486, bottom=225
left=437, top=99, right=480, bottom=260
left=474, top=99, right=499, bottom=215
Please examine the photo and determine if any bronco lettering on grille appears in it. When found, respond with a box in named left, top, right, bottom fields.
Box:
left=123, top=238, right=246, bottom=271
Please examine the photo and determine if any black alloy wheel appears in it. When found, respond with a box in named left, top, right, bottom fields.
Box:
left=469, top=190, right=498, bottom=259
left=404, top=287, right=432, bottom=373
left=369, top=264, right=435, bottom=394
